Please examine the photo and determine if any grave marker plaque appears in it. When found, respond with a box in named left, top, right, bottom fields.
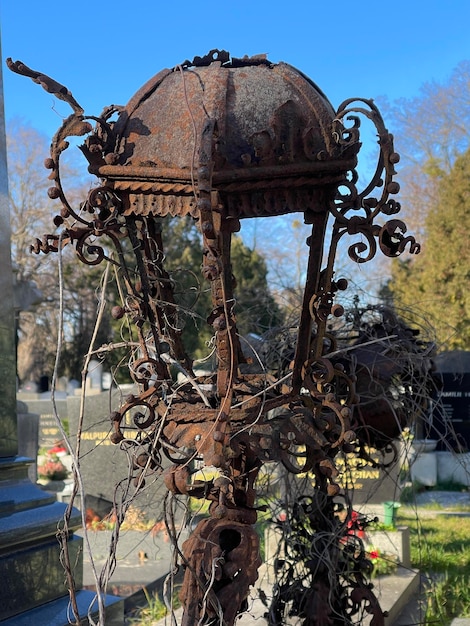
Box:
left=337, top=446, right=403, bottom=505
left=435, top=374, right=470, bottom=450
left=67, top=390, right=168, bottom=521
left=432, top=351, right=470, bottom=451
left=18, top=397, right=69, bottom=449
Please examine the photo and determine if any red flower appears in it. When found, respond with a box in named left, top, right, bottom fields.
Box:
left=346, top=511, right=365, bottom=538
left=369, top=550, right=380, bottom=560
left=49, top=444, right=66, bottom=455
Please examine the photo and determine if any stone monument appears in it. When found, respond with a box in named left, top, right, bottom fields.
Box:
left=433, top=350, right=470, bottom=450
left=0, top=47, right=122, bottom=624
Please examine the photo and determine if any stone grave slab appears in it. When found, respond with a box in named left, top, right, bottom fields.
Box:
left=336, top=444, right=404, bottom=506
left=67, top=390, right=169, bottom=523
left=18, top=396, right=69, bottom=450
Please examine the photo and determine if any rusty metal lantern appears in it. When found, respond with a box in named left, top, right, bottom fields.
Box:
left=9, top=50, right=421, bottom=626
left=83, top=51, right=362, bottom=400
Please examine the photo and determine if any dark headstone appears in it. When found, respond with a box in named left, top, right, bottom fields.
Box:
left=336, top=445, right=403, bottom=505
left=1, top=54, right=123, bottom=624
left=431, top=351, right=470, bottom=451
left=38, top=375, right=49, bottom=393
left=67, top=390, right=169, bottom=522
left=0, top=455, right=86, bottom=622
left=17, top=401, right=39, bottom=481
left=18, top=396, right=68, bottom=450
left=0, top=533, right=82, bottom=619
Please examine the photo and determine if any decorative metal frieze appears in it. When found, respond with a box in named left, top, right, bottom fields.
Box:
left=9, top=51, right=425, bottom=626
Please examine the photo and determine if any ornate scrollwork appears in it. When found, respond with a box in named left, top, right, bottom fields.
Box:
left=329, top=98, right=420, bottom=266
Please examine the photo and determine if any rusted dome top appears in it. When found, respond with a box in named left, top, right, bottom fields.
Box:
left=90, top=51, right=359, bottom=219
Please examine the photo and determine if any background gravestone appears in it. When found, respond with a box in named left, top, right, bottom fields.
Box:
left=67, top=390, right=169, bottom=522
left=16, top=401, right=40, bottom=481
left=431, top=350, right=470, bottom=451
left=337, top=446, right=404, bottom=507
left=17, top=395, right=69, bottom=449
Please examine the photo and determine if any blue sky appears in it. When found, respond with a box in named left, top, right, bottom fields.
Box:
left=1, top=0, right=469, bottom=298
left=1, top=0, right=469, bottom=140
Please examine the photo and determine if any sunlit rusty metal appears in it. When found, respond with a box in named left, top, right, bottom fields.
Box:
left=9, top=50, right=423, bottom=625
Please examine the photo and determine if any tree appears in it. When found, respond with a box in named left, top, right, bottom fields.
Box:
left=7, top=119, right=101, bottom=385
left=7, top=120, right=63, bottom=384
left=378, top=60, right=470, bottom=330
left=380, top=60, right=470, bottom=241
left=230, top=234, right=283, bottom=337
left=389, top=148, right=470, bottom=350
left=161, top=216, right=283, bottom=362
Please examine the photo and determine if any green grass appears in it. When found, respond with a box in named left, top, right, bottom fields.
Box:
left=398, top=512, right=470, bottom=624
left=127, top=587, right=181, bottom=625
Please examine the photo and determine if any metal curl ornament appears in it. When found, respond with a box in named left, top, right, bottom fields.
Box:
left=379, top=219, right=421, bottom=257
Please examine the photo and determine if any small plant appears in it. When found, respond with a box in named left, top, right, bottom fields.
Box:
left=367, top=547, right=398, bottom=578
left=130, top=589, right=168, bottom=624
left=38, top=457, right=68, bottom=480
left=129, top=587, right=181, bottom=625
left=367, top=520, right=396, bottom=532
left=424, top=574, right=470, bottom=624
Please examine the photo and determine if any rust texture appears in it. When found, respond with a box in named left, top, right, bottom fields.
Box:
left=9, top=50, right=424, bottom=625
